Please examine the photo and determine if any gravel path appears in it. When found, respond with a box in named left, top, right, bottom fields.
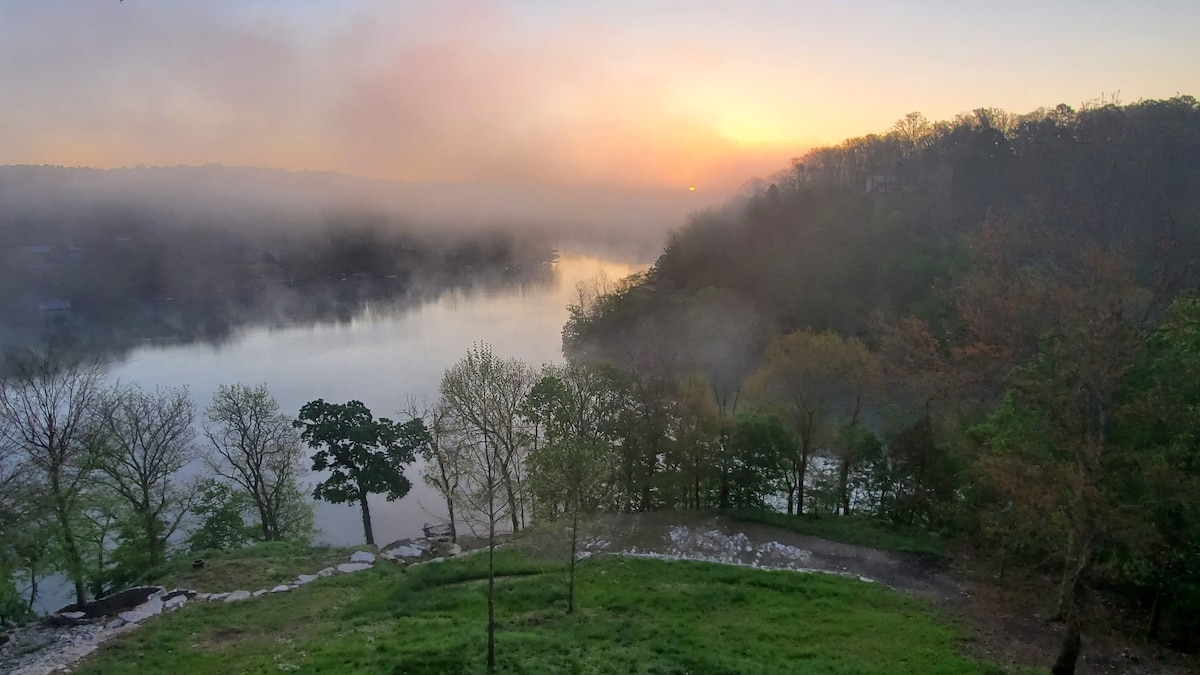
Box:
left=574, top=512, right=961, bottom=600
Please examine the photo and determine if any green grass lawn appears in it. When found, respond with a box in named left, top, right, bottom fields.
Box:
left=142, top=541, right=362, bottom=592
left=724, top=509, right=947, bottom=558
left=76, top=548, right=1011, bottom=674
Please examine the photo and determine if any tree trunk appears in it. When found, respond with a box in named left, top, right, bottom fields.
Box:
left=359, top=491, right=375, bottom=546
left=52, top=484, right=87, bottom=606
left=504, top=475, right=520, bottom=533
left=568, top=509, right=578, bottom=614
left=1051, top=616, right=1082, bottom=675
left=796, top=452, right=810, bottom=516
left=486, top=515, right=496, bottom=672
left=1148, top=580, right=1165, bottom=640
left=837, top=457, right=851, bottom=516
left=446, top=495, right=458, bottom=543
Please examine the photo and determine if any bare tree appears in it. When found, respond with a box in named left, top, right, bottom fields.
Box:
left=92, top=385, right=199, bottom=566
left=440, top=343, right=534, bottom=533
left=203, top=383, right=310, bottom=542
left=0, top=350, right=105, bottom=606
left=450, top=419, right=507, bottom=673
left=400, top=397, right=465, bottom=542
left=439, top=344, right=537, bottom=673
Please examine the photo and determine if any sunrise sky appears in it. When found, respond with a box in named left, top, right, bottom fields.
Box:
left=1, top=0, right=1196, bottom=190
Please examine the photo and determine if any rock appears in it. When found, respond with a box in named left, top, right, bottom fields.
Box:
left=163, top=595, right=188, bottom=610
left=270, top=585, right=289, bottom=593
left=252, top=589, right=269, bottom=597
left=337, top=562, right=372, bottom=574
left=117, top=597, right=163, bottom=624
left=349, top=551, right=376, bottom=563
left=316, top=567, right=336, bottom=577
left=295, top=574, right=318, bottom=585
left=59, top=611, right=86, bottom=620
left=206, top=592, right=227, bottom=602
left=446, top=543, right=462, bottom=556
left=104, top=617, right=126, bottom=629
left=193, top=593, right=210, bottom=602
left=224, top=590, right=251, bottom=603
left=384, top=544, right=424, bottom=559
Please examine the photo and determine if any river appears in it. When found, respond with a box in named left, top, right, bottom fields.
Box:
left=105, top=244, right=648, bottom=551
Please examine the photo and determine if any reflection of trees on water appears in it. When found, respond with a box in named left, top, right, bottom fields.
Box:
left=5, top=256, right=557, bottom=361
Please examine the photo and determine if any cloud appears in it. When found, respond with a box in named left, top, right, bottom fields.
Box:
left=0, top=0, right=794, bottom=187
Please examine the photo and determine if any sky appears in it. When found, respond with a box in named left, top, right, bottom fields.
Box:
left=0, top=0, right=1196, bottom=190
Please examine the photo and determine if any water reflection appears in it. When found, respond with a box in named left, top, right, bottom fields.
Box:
left=110, top=247, right=649, bottom=548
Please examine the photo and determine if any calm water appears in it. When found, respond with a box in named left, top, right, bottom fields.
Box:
left=107, top=246, right=647, bottom=550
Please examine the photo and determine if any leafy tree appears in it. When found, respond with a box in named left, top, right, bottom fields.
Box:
left=204, top=383, right=310, bottom=542
left=0, top=350, right=105, bottom=606
left=724, top=413, right=794, bottom=509
left=187, top=479, right=254, bottom=552
left=1107, top=295, right=1200, bottom=647
left=744, top=330, right=878, bottom=515
left=295, top=399, right=428, bottom=547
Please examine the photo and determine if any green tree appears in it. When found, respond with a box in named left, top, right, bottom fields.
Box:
left=0, top=350, right=105, bottom=607
left=187, top=479, right=254, bottom=552
left=744, top=330, right=878, bottom=515
left=295, top=399, right=428, bottom=547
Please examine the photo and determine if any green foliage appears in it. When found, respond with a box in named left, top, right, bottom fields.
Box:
left=297, top=399, right=428, bottom=505
left=724, top=413, right=793, bottom=509
left=0, top=567, right=30, bottom=624
left=77, top=552, right=1002, bottom=674
left=187, top=479, right=253, bottom=552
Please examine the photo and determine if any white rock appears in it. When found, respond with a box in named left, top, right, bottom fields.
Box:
left=337, top=562, right=372, bottom=573
left=163, top=595, right=188, bottom=610
left=193, top=592, right=210, bottom=602
left=446, top=543, right=462, bottom=556
left=295, top=574, right=318, bottom=585
left=104, top=617, right=126, bottom=629
left=316, top=567, right=336, bottom=577
left=252, top=589, right=269, bottom=597
left=118, top=597, right=163, bottom=624
left=59, top=611, right=86, bottom=620
left=206, top=592, right=227, bottom=602
left=270, top=585, right=289, bottom=593
left=384, top=544, right=423, bottom=558
left=858, top=576, right=875, bottom=583
left=224, top=590, right=251, bottom=602
left=349, top=551, right=376, bottom=563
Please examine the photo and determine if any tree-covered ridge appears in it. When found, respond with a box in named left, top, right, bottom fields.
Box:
left=567, top=96, right=1200, bottom=349
left=561, top=97, right=1200, bottom=667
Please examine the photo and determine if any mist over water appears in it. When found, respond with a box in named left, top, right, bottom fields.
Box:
left=107, top=245, right=649, bottom=549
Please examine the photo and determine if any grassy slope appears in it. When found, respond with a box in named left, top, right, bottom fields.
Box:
left=144, top=542, right=362, bottom=593
left=77, top=549, right=1012, bottom=674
